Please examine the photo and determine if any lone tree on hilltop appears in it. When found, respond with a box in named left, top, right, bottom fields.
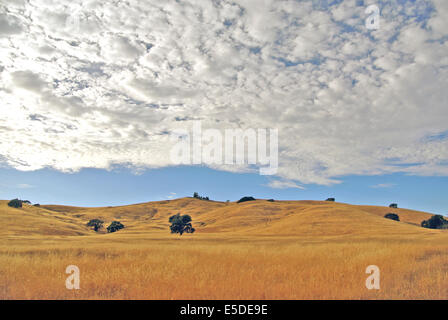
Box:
left=421, top=215, right=448, bottom=229
left=389, top=203, right=398, bottom=208
left=326, top=198, right=335, bottom=202
left=169, top=213, right=195, bottom=235
left=237, top=196, right=256, bottom=203
left=8, top=199, right=22, bottom=208
left=384, top=213, right=400, bottom=221
left=107, top=221, right=125, bottom=233
left=86, top=219, right=104, bottom=232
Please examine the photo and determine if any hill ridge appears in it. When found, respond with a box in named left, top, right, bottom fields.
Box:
left=0, top=198, right=440, bottom=238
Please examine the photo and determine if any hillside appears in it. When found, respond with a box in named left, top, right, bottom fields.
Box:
left=1, top=197, right=448, bottom=300
left=0, top=200, right=89, bottom=236
left=0, top=198, right=440, bottom=238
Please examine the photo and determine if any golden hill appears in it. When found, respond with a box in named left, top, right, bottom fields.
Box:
left=1, top=198, right=448, bottom=299
left=0, top=198, right=439, bottom=238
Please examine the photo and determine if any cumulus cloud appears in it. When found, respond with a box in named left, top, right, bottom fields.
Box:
left=0, top=0, right=447, bottom=185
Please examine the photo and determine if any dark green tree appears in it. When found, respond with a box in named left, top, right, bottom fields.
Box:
left=169, top=213, right=195, bottom=235
left=8, top=199, right=22, bottom=208
left=389, top=203, right=398, bottom=208
left=86, top=219, right=104, bottom=232
left=237, top=196, right=256, bottom=203
left=107, top=221, right=125, bottom=233
left=421, top=215, right=448, bottom=229
left=384, top=213, right=400, bottom=221
left=193, top=192, right=210, bottom=200
left=326, top=198, right=335, bottom=202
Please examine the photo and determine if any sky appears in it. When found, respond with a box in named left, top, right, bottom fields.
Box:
left=1, top=166, right=448, bottom=215
left=0, top=0, right=447, bottom=213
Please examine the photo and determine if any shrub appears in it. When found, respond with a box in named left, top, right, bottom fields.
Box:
left=421, top=215, right=448, bottom=229
left=326, top=198, right=335, bottom=202
left=169, top=213, right=195, bottom=235
left=86, top=219, right=104, bottom=232
left=267, top=199, right=275, bottom=202
left=8, top=199, right=22, bottom=208
left=33, top=204, right=40, bottom=207
left=237, top=196, right=256, bottom=203
left=389, top=203, right=398, bottom=208
left=107, top=221, right=125, bottom=233
left=384, top=213, right=400, bottom=221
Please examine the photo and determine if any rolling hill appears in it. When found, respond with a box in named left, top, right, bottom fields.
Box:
left=1, top=197, right=447, bottom=299
left=0, top=198, right=440, bottom=238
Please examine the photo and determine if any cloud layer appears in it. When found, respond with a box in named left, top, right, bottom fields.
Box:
left=0, top=0, right=447, bottom=185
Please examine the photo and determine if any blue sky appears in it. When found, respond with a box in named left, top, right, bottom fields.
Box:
left=0, top=1, right=447, bottom=215
left=1, top=166, right=447, bottom=215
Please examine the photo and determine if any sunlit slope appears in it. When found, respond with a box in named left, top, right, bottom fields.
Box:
left=0, top=201, right=89, bottom=236
left=8, top=198, right=436, bottom=238
left=193, top=200, right=439, bottom=237
left=2, top=198, right=446, bottom=300
left=41, top=198, right=227, bottom=233
left=355, top=205, right=433, bottom=226
left=3, top=198, right=439, bottom=237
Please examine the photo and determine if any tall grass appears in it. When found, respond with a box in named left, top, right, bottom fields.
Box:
left=1, top=235, right=447, bottom=299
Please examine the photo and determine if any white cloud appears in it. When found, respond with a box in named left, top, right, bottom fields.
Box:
left=167, top=192, right=177, bottom=199
left=0, top=0, right=447, bottom=185
left=266, top=179, right=305, bottom=190
left=0, top=11, right=22, bottom=36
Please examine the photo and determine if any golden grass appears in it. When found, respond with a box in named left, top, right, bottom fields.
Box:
left=1, top=198, right=447, bottom=299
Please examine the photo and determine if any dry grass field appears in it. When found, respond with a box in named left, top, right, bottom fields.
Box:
left=1, top=198, right=447, bottom=299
